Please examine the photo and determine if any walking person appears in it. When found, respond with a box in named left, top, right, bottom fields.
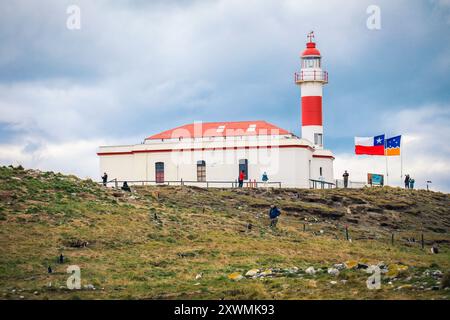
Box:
left=101, top=172, right=108, bottom=187
left=342, top=170, right=349, bottom=188
left=238, top=170, right=245, bottom=188
left=404, top=174, right=410, bottom=189
left=262, top=171, right=269, bottom=189
left=269, top=205, right=281, bottom=228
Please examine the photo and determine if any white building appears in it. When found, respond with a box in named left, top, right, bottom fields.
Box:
left=97, top=32, right=334, bottom=188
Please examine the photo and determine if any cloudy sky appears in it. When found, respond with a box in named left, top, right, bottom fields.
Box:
left=0, top=0, right=449, bottom=191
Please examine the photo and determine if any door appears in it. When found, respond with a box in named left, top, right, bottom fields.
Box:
left=155, top=162, right=164, bottom=183
left=238, top=159, right=248, bottom=180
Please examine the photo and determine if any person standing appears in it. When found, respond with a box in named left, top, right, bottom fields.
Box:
left=102, top=172, right=108, bottom=187
left=269, top=205, right=281, bottom=228
left=404, top=174, right=410, bottom=189
left=238, top=170, right=245, bottom=188
left=262, top=172, right=269, bottom=189
left=409, top=177, right=415, bottom=189
left=343, top=170, right=349, bottom=188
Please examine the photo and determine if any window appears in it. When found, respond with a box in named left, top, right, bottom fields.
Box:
left=239, top=159, right=248, bottom=180
left=155, top=162, right=164, bottom=183
left=197, top=160, right=206, bottom=182
left=303, top=57, right=321, bottom=69
left=314, top=133, right=323, bottom=146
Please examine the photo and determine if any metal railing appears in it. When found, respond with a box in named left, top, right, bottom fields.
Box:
left=335, top=179, right=368, bottom=189
left=101, top=179, right=282, bottom=189
left=309, top=179, right=336, bottom=189
left=295, top=70, right=328, bottom=83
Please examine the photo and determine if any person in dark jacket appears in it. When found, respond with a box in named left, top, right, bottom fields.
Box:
left=343, top=170, right=349, bottom=188
left=404, top=174, right=410, bottom=189
left=121, top=181, right=131, bottom=192
left=262, top=172, right=269, bottom=189
left=102, top=172, right=108, bottom=187
left=238, top=170, right=245, bottom=188
left=269, top=205, right=281, bottom=228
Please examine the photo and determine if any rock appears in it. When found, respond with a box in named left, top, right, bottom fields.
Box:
left=345, top=260, right=358, bottom=269
left=327, top=268, right=340, bottom=276
left=341, top=280, right=347, bottom=284
left=84, top=284, right=95, bottom=290
left=330, top=281, right=337, bottom=285
left=19, top=296, right=24, bottom=299
left=307, top=280, right=317, bottom=288
left=11, top=289, right=16, bottom=293
left=228, top=272, right=243, bottom=281
left=194, top=283, right=201, bottom=286
left=195, top=273, right=203, bottom=280
left=357, top=263, right=369, bottom=270
left=305, top=267, right=316, bottom=275
left=333, top=263, right=345, bottom=270
left=286, top=267, right=299, bottom=274
left=431, top=286, right=440, bottom=291
left=260, top=270, right=273, bottom=277
left=245, top=269, right=260, bottom=277
left=432, top=270, right=443, bottom=278
left=33, top=291, right=38, bottom=295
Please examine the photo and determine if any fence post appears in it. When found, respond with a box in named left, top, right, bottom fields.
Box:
left=345, top=225, right=349, bottom=241
left=114, top=179, right=118, bottom=189
left=303, top=223, right=306, bottom=232
left=391, top=233, right=394, bottom=245
left=421, top=233, right=424, bottom=249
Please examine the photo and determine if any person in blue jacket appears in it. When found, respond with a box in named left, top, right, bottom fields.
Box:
left=269, top=205, right=281, bottom=228
left=262, top=172, right=269, bottom=188
left=409, top=178, right=415, bottom=189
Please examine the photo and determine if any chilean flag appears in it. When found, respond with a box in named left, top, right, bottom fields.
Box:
left=355, top=135, right=385, bottom=156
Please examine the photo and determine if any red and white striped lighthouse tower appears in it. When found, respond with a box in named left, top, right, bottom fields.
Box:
left=295, top=31, right=328, bottom=150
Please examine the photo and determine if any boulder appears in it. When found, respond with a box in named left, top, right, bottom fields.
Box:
left=327, top=268, right=340, bottom=276
left=333, top=263, right=345, bottom=270
left=345, top=260, right=358, bottom=269
left=305, top=267, right=316, bottom=275
left=228, top=272, right=243, bottom=281
left=260, top=270, right=273, bottom=277
left=245, top=269, right=260, bottom=277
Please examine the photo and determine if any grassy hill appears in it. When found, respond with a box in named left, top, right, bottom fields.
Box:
left=0, top=165, right=449, bottom=300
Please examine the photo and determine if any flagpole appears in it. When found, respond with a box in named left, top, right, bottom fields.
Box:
left=400, top=138, right=403, bottom=181
left=385, top=155, right=389, bottom=186
left=384, top=137, right=389, bottom=186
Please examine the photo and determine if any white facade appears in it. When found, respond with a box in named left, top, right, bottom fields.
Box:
left=98, top=133, right=334, bottom=188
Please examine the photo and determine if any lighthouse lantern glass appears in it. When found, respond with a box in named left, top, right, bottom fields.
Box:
left=303, top=57, right=321, bottom=69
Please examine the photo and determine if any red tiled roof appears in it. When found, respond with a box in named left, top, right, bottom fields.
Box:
left=145, top=120, right=291, bottom=140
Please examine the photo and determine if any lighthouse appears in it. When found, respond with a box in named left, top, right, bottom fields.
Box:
left=295, top=31, right=328, bottom=150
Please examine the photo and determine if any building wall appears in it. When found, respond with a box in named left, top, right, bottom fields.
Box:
left=99, top=147, right=333, bottom=188
left=98, top=135, right=334, bottom=188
